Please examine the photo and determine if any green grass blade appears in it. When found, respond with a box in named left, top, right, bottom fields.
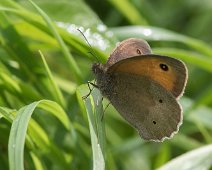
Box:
left=39, top=51, right=66, bottom=107
left=0, top=71, right=42, bottom=102
left=108, top=0, right=148, bottom=25
left=28, top=118, right=70, bottom=169
left=0, top=107, right=15, bottom=122
left=170, top=134, right=203, bottom=151
left=157, top=144, right=212, bottom=170
left=76, top=84, right=106, bottom=170
left=0, top=4, right=109, bottom=64
left=8, top=100, right=71, bottom=170
left=27, top=0, right=82, bottom=83
left=9, top=102, right=38, bottom=170
left=37, top=100, right=71, bottom=130
left=30, top=152, right=44, bottom=170
left=53, top=75, right=77, bottom=94
left=0, top=0, right=26, bottom=10
left=190, top=85, right=212, bottom=109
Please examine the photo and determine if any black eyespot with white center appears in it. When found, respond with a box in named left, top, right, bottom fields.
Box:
left=160, top=63, right=168, bottom=71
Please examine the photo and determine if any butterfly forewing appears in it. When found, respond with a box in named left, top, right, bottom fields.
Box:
left=107, top=55, right=187, bottom=98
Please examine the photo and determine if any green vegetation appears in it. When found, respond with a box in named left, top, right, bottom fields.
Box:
left=0, top=0, right=212, bottom=169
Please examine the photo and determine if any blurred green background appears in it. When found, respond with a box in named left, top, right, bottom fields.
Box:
left=0, top=0, right=212, bottom=170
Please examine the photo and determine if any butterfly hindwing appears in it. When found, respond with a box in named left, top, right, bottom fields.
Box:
left=106, top=38, right=152, bottom=67
left=107, top=72, right=182, bottom=141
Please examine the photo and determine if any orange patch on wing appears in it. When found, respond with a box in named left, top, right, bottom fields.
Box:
left=109, top=57, right=176, bottom=93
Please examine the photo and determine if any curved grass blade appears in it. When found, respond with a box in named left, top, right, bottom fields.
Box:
left=157, top=144, right=212, bottom=170
left=8, top=100, right=71, bottom=170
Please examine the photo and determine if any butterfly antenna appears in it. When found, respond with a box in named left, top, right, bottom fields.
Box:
left=77, top=28, right=100, bottom=62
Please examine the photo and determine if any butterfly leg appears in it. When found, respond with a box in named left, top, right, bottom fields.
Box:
left=101, top=100, right=111, bottom=121
left=82, top=80, right=99, bottom=100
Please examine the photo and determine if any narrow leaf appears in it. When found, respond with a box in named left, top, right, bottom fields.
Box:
left=157, top=144, right=212, bottom=170
left=76, top=84, right=106, bottom=170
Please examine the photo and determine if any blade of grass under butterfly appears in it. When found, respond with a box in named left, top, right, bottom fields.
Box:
left=76, top=84, right=106, bottom=170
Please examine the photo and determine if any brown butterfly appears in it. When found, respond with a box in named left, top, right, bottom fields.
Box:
left=91, top=38, right=188, bottom=142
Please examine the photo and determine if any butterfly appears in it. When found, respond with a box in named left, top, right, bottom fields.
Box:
left=90, top=38, right=188, bottom=141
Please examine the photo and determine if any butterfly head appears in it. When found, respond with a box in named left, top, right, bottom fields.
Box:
left=92, top=63, right=105, bottom=75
